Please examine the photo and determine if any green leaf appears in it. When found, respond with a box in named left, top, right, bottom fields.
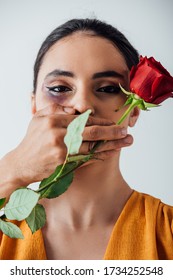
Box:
left=64, top=109, right=91, bottom=155
left=26, top=204, right=46, bottom=234
left=67, top=154, right=93, bottom=163
left=39, top=171, right=74, bottom=199
left=0, top=218, right=24, bottom=239
left=4, top=189, right=40, bottom=221
left=143, top=100, right=159, bottom=109
left=0, top=198, right=6, bottom=209
left=39, top=161, right=78, bottom=191
left=39, top=164, right=64, bottom=189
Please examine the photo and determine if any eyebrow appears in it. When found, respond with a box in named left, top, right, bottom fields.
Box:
left=45, top=69, right=124, bottom=80
left=45, top=69, right=75, bottom=79
left=92, top=70, right=124, bottom=79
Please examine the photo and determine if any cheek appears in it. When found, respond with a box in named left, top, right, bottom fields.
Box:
left=115, top=108, right=130, bottom=126
left=96, top=94, right=127, bottom=122
left=34, top=93, right=52, bottom=111
left=99, top=108, right=129, bottom=126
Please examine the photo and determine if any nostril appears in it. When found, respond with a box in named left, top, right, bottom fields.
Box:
left=74, top=108, right=95, bottom=115
left=74, top=110, right=81, bottom=115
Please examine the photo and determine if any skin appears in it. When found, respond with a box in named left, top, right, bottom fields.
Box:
left=0, top=32, right=140, bottom=259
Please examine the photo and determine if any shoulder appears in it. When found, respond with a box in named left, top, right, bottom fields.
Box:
left=123, top=190, right=173, bottom=259
left=132, top=190, right=173, bottom=234
left=132, top=190, right=173, bottom=211
left=105, top=191, right=173, bottom=259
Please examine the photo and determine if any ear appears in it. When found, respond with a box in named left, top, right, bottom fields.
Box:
left=128, top=106, right=140, bottom=127
left=31, top=93, right=36, bottom=115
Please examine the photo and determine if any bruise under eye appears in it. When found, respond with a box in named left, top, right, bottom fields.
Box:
left=41, top=83, right=72, bottom=105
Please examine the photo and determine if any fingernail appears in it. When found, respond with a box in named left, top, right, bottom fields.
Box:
left=121, top=128, right=127, bottom=136
left=63, top=107, right=75, bottom=114
left=124, top=135, right=133, bottom=144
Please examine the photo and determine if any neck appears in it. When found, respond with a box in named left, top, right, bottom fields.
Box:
left=41, top=153, right=132, bottom=229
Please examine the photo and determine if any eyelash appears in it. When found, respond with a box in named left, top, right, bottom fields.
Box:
left=97, top=85, right=120, bottom=94
left=46, top=85, right=121, bottom=96
left=46, top=86, right=71, bottom=95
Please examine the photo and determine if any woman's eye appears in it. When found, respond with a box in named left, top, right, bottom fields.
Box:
left=46, top=86, right=71, bottom=95
left=97, top=85, right=120, bottom=94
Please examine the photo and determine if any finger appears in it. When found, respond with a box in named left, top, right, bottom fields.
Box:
left=79, top=135, right=133, bottom=154
left=94, top=135, right=133, bottom=151
left=86, top=116, right=115, bottom=126
left=89, top=136, right=133, bottom=161
left=34, top=104, right=77, bottom=128
left=83, top=125, right=128, bottom=141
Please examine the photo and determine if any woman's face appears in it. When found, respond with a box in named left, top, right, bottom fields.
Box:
left=32, top=32, right=136, bottom=125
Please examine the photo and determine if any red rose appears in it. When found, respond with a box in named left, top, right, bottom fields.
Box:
left=130, top=56, right=173, bottom=104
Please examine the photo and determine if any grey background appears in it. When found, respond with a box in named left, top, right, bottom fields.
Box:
left=0, top=0, right=173, bottom=204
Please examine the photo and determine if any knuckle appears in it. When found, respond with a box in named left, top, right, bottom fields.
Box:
left=114, top=140, right=123, bottom=149
left=87, top=116, right=114, bottom=126
left=114, top=137, right=132, bottom=149
left=53, top=148, right=66, bottom=162
left=58, top=117, right=68, bottom=128
left=45, top=116, right=55, bottom=129
left=89, top=126, right=101, bottom=140
left=48, top=133, right=58, bottom=147
left=86, top=117, right=94, bottom=126
left=108, top=140, right=120, bottom=149
left=111, top=138, right=125, bottom=149
left=47, top=115, right=69, bottom=128
left=48, top=130, right=61, bottom=146
left=112, top=127, right=121, bottom=138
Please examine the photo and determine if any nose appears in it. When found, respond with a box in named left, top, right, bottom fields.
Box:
left=70, top=89, right=95, bottom=115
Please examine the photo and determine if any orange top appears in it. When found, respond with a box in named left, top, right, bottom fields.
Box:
left=0, top=191, right=173, bottom=260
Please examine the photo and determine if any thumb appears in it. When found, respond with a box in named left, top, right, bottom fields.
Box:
left=35, top=103, right=76, bottom=117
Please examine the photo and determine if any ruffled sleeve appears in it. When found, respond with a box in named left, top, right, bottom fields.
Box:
left=156, top=202, right=173, bottom=259
left=0, top=220, right=47, bottom=260
left=104, top=191, right=173, bottom=260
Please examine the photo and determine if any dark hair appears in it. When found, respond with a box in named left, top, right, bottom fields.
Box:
left=33, top=18, right=139, bottom=92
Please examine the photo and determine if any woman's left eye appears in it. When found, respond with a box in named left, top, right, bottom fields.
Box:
left=97, top=85, right=120, bottom=94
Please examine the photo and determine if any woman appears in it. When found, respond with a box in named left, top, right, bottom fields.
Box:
left=0, top=18, right=172, bottom=260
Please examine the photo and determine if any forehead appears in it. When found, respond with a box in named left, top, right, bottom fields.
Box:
left=38, top=32, right=129, bottom=79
